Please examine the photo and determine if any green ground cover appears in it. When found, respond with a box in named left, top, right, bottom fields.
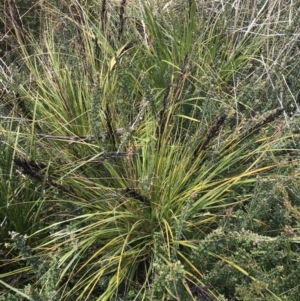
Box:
left=1, top=1, right=300, bottom=300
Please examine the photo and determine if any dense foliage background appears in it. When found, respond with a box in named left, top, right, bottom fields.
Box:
left=1, top=0, right=300, bottom=300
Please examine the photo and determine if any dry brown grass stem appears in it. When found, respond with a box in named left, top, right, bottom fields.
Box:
left=172, top=54, right=189, bottom=104
left=119, top=0, right=126, bottom=39
left=36, top=128, right=125, bottom=142
left=193, top=113, right=227, bottom=158
left=156, top=55, right=189, bottom=141
left=245, top=107, right=284, bottom=137
left=105, top=104, right=117, bottom=150
left=101, top=0, right=107, bottom=32
left=156, top=82, right=171, bottom=140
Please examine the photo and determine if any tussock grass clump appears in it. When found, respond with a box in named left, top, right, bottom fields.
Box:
left=1, top=1, right=300, bottom=300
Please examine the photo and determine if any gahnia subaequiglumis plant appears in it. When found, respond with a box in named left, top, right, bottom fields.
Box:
left=1, top=1, right=300, bottom=300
